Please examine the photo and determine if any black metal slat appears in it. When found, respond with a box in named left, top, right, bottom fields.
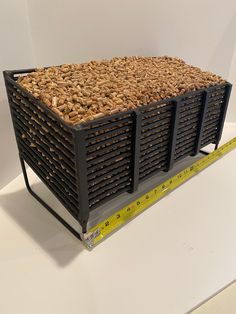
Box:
left=141, top=145, right=170, bottom=161
left=87, top=157, right=130, bottom=179
left=87, top=135, right=132, bottom=155
left=87, top=138, right=132, bottom=161
left=140, top=158, right=167, bottom=177
left=141, top=111, right=172, bottom=127
left=179, top=110, right=202, bottom=124
left=140, top=125, right=171, bottom=141
left=22, top=154, right=78, bottom=218
left=181, top=99, right=202, bottom=109
left=175, top=148, right=194, bottom=162
left=140, top=132, right=170, bottom=151
left=89, top=176, right=131, bottom=203
left=89, top=170, right=131, bottom=195
left=176, top=131, right=215, bottom=155
left=140, top=123, right=172, bottom=140
left=202, top=119, right=220, bottom=135
left=139, top=163, right=166, bottom=182
left=86, top=123, right=132, bottom=141
left=19, top=147, right=79, bottom=209
left=10, top=98, right=74, bottom=160
left=177, top=127, right=198, bottom=140
left=201, top=136, right=216, bottom=147
left=88, top=164, right=131, bottom=188
left=84, top=111, right=133, bottom=130
left=87, top=153, right=131, bottom=176
left=140, top=150, right=168, bottom=168
left=142, top=107, right=172, bottom=122
left=87, top=147, right=131, bottom=168
left=10, top=95, right=74, bottom=151
left=12, top=109, right=76, bottom=175
left=86, top=116, right=132, bottom=135
left=179, top=105, right=201, bottom=118
left=141, top=146, right=169, bottom=162
left=89, top=186, right=129, bottom=211
left=141, top=139, right=170, bottom=157
left=20, top=143, right=78, bottom=207
left=140, top=103, right=173, bottom=115
left=141, top=116, right=172, bottom=132
left=16, top=133, right=77, bottom=194
left=8, top=84, right=73, bottom=145
left=13, top=116, right=76, bottom=180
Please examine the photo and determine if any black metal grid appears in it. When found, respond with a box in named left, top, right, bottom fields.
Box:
left=3, top=69, right=232, bottom=232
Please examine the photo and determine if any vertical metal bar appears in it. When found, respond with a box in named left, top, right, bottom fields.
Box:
left=3, top=71, right=23, bottom=156
left=166, top=100, right=180, bottom=171
left=129, top=109, right=142, bottom=193
left=192, top=90, right=209, bottom=155
left=215, top=83, right=232, bottom=149
left=19, top=156, right=82, bottom=240
left=74, top=128, right=89, bottom=233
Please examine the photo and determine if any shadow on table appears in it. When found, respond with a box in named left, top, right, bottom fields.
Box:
left=0, top=180, right=85, bottom=267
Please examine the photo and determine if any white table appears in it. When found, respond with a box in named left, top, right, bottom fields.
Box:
left=0, top=123, right=236, bottom=314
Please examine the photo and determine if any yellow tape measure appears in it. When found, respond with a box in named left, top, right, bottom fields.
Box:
left=82, top=137, right=236, bottom=248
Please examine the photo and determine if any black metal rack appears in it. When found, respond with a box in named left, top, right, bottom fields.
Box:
left=3, top=68, right=232, bottom=234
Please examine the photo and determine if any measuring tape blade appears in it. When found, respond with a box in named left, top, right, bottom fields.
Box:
left=82, top=137, right=236, bottom=249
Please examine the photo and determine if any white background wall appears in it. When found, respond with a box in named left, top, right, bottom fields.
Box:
left=0, top=0, right=35, bottom=189
left=0, top=0, right=236, bottom=188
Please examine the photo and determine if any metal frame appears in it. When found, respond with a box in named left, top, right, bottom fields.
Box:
left=166, top=100, right=180, bottom=171
left=20, top=156, right=82, bottom=240
left=3, top=68, right=232, bottom=234
left=130, top=109, right=142, bottom=192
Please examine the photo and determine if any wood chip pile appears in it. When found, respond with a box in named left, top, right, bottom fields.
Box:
left=18, top=56, right=225, bottom=125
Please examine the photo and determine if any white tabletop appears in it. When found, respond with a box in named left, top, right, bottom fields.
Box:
left=0, top=123, right=236, bottom=314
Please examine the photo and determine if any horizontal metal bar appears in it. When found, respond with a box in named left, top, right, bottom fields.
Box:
left=89, top=170, right=130, bottom=195
left=10, top=96, right=73, bottom=151
left=139, top=164, right=166, bottom=182
left=12, top=112, right=76, bottom=174
left=86, top=117, right=132, bottom=135
left=5, top=76, right=74, bottom=132
left=87, top=157, right=130, bottom=180
left=19, top=141, right=78, bottom=204
left=89, top=186, right=129, bottom=211
left=89, top=177, right=131, bottom=202
left=88, top=164, right=131, bottom=188
left=13, top=119, right=76, bottom=180
left=18, top=136, right=77, bottom=195
left=140, top=159, right=167, bottom=177
left=87, top=147, right=131, bottom=168
left=21, top=152, right=79, bottom=215
left=141, top=116, right=172, bottom=132
left=87, top=139, right=132, bottom=160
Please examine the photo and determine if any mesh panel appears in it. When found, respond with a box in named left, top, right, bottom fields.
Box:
left=84, top=113, right=133, bottom=210
left=139, top=103, right=174, bottom=181
left=6, top=78, right=79, bottom=219
left=201, top=86, right=226, bottom=146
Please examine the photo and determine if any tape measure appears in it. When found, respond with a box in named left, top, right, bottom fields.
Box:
left=82, top=137, right=236, bottom=249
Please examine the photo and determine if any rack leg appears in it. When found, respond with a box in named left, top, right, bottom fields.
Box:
left=199, top=140, right=220, bottom=156
left=19, top=156, right=82, bottom=240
